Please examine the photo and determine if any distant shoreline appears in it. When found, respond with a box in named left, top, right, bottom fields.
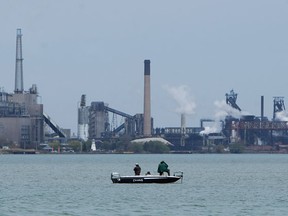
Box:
left=1, top=148, right=287, bottom=154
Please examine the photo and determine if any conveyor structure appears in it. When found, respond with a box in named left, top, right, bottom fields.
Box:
left=43, top=113, right=66, bottom=138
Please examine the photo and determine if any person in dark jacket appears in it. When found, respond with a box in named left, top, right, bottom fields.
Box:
left=157, top=161, right=170, bottom=176
left=134, top=163, right=141, bottom=175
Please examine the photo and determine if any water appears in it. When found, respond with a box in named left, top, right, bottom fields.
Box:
left=0, top=154, right=287, bottom=216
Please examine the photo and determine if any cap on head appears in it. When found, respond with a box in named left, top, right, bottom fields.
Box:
left=135, top=163, right=139, bottom=165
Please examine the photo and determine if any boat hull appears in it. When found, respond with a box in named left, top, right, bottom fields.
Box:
left=111, top=173, right=183, bottom=184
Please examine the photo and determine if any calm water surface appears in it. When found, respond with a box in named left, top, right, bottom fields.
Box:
left=0, top=154, right=287, bottom=216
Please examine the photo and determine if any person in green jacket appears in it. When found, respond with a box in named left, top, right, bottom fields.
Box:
left=157, top=161, right=170, bottom=176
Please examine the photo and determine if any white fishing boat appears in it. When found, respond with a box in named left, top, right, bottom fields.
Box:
left=111, top=171, right=183, bottom=184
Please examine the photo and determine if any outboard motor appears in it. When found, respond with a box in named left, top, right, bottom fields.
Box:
left=173, top=171, right=184, bottom=183
left=111, top=172, right=121, bottom=183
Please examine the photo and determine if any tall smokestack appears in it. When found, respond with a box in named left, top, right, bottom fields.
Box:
left=180, top=113, right=186, bottom=146
left=143, top=60, right=151, bottom=136
left=181, top=113, right=186, bottom=134
left=261, top=96, right=264, bottom=121
left=78, top=94, right=89, bottom=141
left=15, top=28, right=24, bottom=93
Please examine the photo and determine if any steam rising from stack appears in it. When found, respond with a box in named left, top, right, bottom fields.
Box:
left=181, top=113, right=186, bottom=134
left=200, top=100, right=245, bottom=135
left=275, top=111, right=288, bottom=121
left=165, top=85, right=196, bottom=115
left=214, top=100, right=244, bottom=120
left=165, top=85, right=196, bottom=144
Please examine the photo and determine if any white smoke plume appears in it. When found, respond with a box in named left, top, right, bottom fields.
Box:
left=214, top=100, right=243, bottom=121
left=200, top=100, right=247, bottom=135
left=164, top=85, right=196, bottom=115
left=199, top=125, right=220, bottom=135
left=275, top=111, right=288, bottom=121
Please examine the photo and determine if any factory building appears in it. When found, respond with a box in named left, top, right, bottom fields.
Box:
left=0, top=29, right=44, bottom=149
left=3, top=29, right=287, bottom=152
left=78, top=60, right=154, bottom=141
left=0, top=29, right=68, bottom=150
left=0, top=87, right=44, bottom=149
left=80, top=87, right=288, bottom=151
left=88, top=102, right=110, bottom=139
left=84, top=101, right=150, bottom=140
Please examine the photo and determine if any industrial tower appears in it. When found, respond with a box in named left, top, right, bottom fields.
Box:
left=143, top=60, right=152, bottom=137
left=273, top=97, right=285, bottom=120
left=0, top=29, right=44, bottom=149
left=225, top=90, right=241, bottom=111
left=15, top=29, right=24, bottom=94
left=78, top=94, right=89, bottom=141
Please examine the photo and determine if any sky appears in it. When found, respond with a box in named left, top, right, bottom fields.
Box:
left=1, top=0, right=288, bottom=135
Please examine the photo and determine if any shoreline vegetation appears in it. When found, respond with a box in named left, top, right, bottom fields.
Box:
left=0, top=145, right=287, bottom=154
left=1, top=140, right=288, bottom=154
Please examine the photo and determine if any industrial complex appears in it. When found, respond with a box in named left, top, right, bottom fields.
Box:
left=1, top=29, right=288, bottom=153
left=0, top=29, right=67, bottom=150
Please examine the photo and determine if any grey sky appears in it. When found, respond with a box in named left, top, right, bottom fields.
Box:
left=1, top=0, right=288, bottom=134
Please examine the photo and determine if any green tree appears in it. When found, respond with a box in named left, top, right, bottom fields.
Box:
left=68, top=140, right=82, bottom=152
left=0, top=137, right=13, bottom=148
left=49, top=140, right=60, bottom=152
left=127, top=142, right=144, bottom=153
left=215, top=144, right=225, bottom=153
left=230, top=142, right=244, bottom=153
left=99, top=140, right=113, bottom=151
left=83, top=140, right=92, bottom=152
left=115, top=135, right=132, bottom=152
left=143, top=141, right=170, bottom=153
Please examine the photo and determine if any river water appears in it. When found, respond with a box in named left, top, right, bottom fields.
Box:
left=0, top=154, right=287, bottom=216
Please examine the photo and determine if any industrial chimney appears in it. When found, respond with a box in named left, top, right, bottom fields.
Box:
left=78, top=94, right=89, bottom=141
left=14, top=28, right=24, bottom=94
left=180, top=113, right=186, bottom=146
left=143, top=60, right=151, bottom=136
left=261, top=96, right=264, bottom=121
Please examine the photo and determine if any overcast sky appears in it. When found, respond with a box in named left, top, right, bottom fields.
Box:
left=1, top=0, right=288, bottom=134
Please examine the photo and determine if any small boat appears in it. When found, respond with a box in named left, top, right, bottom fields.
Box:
left=111, top=171, right=183, bottom=184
